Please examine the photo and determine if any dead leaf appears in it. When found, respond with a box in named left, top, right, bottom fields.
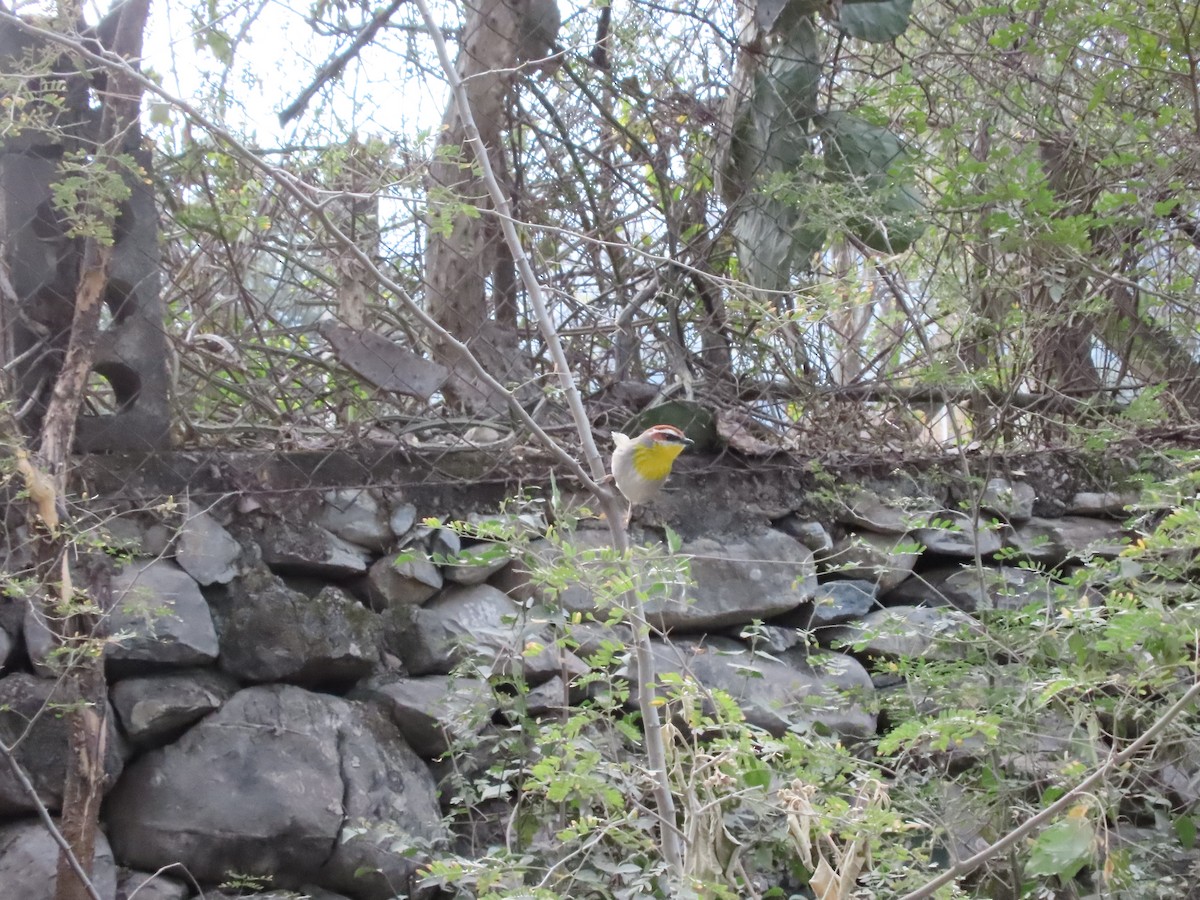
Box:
left=15, top=447, right=59, bottom=532
left=716, top=409, right=780, bottom=456
left=319, top=320, right=448, bottom=401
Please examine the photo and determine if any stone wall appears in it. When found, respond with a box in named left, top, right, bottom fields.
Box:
left=0, top=449, right=1147, bottom=899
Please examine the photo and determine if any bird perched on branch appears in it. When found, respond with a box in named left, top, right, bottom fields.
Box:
left=610, top=424, right=693, bottom=520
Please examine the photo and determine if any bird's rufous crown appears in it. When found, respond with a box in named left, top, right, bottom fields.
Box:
left=643, top=424, right=691, bottom=444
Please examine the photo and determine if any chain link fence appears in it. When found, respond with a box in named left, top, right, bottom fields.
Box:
left=2, top=0, right=1199, bottom=511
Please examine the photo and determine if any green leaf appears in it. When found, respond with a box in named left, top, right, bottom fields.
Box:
left=728, top=15, right=820, bottom=188
left=816, top=112, right=925, bottom=252
left=733, top=194, right=827, bottom=289
left=830, top=0, right=913, bottom=43
left=817, top=111, right=907, bottom=186
left=850, top=182, right=926, bottom=253
left=759, top=0, right=824, bottom=34
left=665, top=526, right=683, bottom=554
left=1175, top=814, right=1197, bottom=850
left=148, top=100, right=174, bottom=127
left=743, top=764, right=772, bottom=791
left=1026, top=813, right=1094, bottom=880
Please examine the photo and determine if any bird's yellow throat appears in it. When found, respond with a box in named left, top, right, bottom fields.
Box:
left=632, top=442, right=685, bottom=481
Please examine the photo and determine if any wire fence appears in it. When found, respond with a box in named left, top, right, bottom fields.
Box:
left=3, top=0, right=1200, bottom=506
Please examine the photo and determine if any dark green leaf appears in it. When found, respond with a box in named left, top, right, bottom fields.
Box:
left=850, top=181, right=926, bottom=253
left=830, top=0, right=913, bottom=43
left=743, top=765, right=772, bottom=790
left=817, top=111, right=907, bottom=186
left=733, top=196, right=826, bottom=290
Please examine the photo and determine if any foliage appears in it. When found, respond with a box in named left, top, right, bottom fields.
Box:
left=406, top=449, right=1200, bottom=898
left=49, top=149, right=136, bottom=245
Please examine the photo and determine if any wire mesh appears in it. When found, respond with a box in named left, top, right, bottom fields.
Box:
left=0, top=0, right=1197, bottom=505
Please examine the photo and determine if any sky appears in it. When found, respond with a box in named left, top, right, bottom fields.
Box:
left=6, top=0, right=459, bottom=148
left=141, top=0, right=451, bottom=146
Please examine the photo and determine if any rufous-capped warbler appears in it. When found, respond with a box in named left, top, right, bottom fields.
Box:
left=610, top=424, right=693, bottom=513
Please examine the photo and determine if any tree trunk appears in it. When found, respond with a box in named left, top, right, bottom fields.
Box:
left=425, top=0, right=552, bottom=412
left=5, top=3, right=153, bottom=898
left=1038, top=136, right=1200, bottom=415
left=329, top=139, right=379, bottom=331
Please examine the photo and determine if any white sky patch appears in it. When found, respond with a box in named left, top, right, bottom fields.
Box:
left=140, top=0, right=453, bottom=146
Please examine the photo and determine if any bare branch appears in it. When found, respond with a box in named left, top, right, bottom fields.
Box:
left=278, top=0, right=406, bottom=126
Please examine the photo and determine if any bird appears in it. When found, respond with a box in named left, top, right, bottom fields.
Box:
left=610, top=424, right=693, bottom=520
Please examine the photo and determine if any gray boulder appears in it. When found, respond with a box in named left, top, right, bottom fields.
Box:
left=778, top=579, right=877, bottom=633
left=489, top=635, right=589, bottom=688
left=22, top=603, right=58, bottom=676
left=365, top=549, right=443, bottom=610
left=253, top=520, right=371, bottom=578
left=542, top=529, right=816, bottom=632
left=524, top=675, right=571, bottom=718
left=886, top=565, right=1060, bottom=614
left=426, top=526, right=462, bottom=559
left=666, top=531, right=816, bottom=631
left=971, top=478, right=1036, bottom=523
left=738, top=623, right=805, bottom=654
left=494, top=530, right=609, bottom=608
left=0, top=818, right=118, bottom=900
left=941, top=566, right=1059, bottom=613
left=0, top=594, right=23, bottom=644
left=354, top=674, right=494, bottom=758
left=174, top=505, right=241, bottom=585
left=388, top=501, right=418, bottom=540
left=105, top=559, right=220, bottom=675
left=821, top=606, right=984, bottom=661
left=0, top=674, right=124, bottom=815
left=111, top=668, right=238, bottom=748
left=836, top=481, right=943, bottom=535
left=639, top=637, right=876, bottom=740
left=443, top=542, right=512, bottom=585
left=316, top=489, right=394, bottom=551
left=1000, top=711, right=1108, bottom=782
left=912, top=511, right=1003, bottom=559
left=116, top=868, right=190, bottom=900
left=105, top=684, right=444, bottom=900
left=818, top=531, right=921, bottom=591
left=388, top=584, right=522, bottom=676
left=774, top=517, right=833, bottom=553
left=84, top=513, right=173, bottom=559
left=209, top=568, right=382, bottom=686
left=1066, top=490, right=1138, bottom=517
left=884, top=565, right=961, bottom=606
left=1004, top=516, right=1128, bottom=566
left=1156, top=740, right=1200, bottom=811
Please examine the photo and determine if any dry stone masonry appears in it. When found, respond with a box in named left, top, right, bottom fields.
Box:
left=0, top=452, right=1159, bottom=898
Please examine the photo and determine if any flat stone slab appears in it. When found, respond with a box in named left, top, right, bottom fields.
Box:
left=821, top=606, right=984, bottom=661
